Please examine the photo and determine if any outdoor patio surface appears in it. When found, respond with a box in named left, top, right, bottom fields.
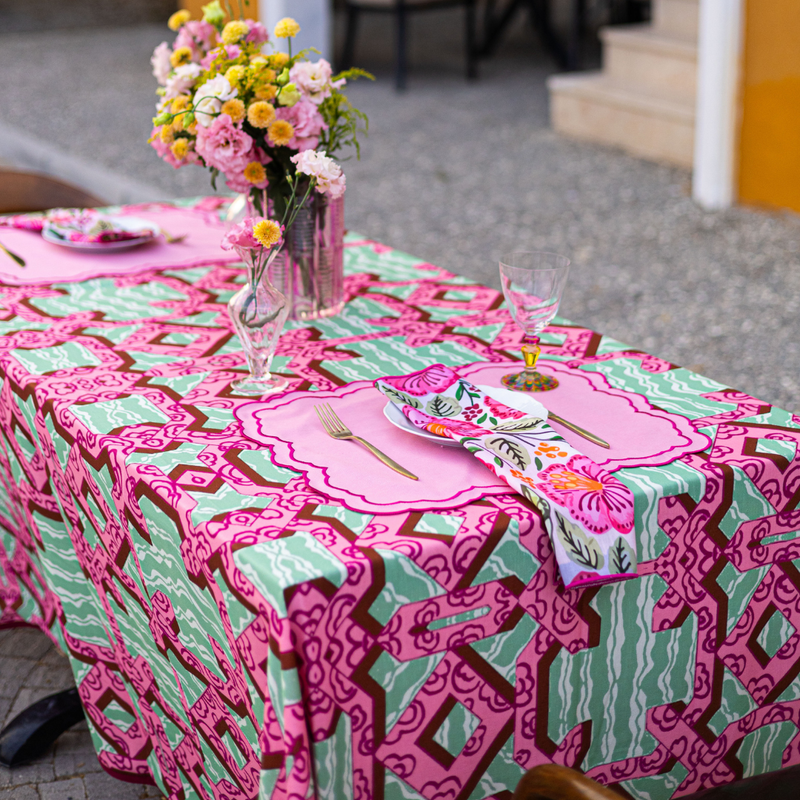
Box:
left=0, top=11, right=799, bottom=800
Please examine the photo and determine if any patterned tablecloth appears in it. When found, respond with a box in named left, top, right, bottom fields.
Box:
left=0, top=207, right=799, bottom=800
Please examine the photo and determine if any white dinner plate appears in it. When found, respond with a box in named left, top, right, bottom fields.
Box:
left=42, top=216, right=160, bottom=252
left=383, top=384, right=548, bottom=447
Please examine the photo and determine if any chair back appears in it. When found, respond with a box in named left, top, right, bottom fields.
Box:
left=0, top=170, right=105, bottom=214
left=513, top=765, right=623, bottom=800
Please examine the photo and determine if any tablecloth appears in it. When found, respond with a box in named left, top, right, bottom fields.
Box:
left=0, top=211, right=799, bottom=800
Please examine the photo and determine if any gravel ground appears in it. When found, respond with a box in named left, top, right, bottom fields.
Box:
left=0, top=12, right=799, bottom=800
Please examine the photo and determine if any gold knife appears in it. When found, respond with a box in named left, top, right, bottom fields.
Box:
left=548, top=412, right=610, bottom=449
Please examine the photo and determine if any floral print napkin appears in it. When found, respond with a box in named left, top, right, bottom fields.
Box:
left=375, top=364, right=638, bottom=590
left=0, top=210, right=155, bottom=243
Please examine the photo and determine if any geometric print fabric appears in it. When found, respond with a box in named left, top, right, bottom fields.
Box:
left=0, top=228, right=798, bottom=800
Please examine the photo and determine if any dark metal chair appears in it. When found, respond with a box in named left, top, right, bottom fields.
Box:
left=339, top=0, right=479, bottom=90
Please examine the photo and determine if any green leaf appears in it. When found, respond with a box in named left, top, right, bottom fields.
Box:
left=477, top=413, right=487, bottom=424
left=493, top=416, right=545, bottom=433
left=494, top=456, right=504, bottom=468
left=489, top=416, right=498, bottom=425
left=455, top=384, right=464, bottom=401
left=534, top=457, right=543, bottom=471
left=610, top=537, right=636, bottom=574
left=555, top=516, right=604, bottom=571
left=485, top=436, right=531, bottom=470
left=426, top=395, right=462, bottom=418
left=382, top=387, right=421, bottom=408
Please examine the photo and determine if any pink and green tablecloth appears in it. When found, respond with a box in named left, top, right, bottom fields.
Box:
left=0, top=200, right=799, bottom=800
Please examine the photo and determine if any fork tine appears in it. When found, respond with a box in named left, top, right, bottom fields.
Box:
left=314, top=405, right=332, bottom=435
left=324, top=403, right=346, bottom=434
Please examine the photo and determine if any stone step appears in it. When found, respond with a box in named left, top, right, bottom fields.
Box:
left=547, top=72, right=695, bottom=167
left=653, top=0, right=700, bottom=40
left=601, top=25, right=698, bottom=101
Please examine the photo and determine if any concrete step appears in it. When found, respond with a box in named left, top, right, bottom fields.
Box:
left=547, top=72, right=695, bottom=167
left=602, top=25, right=698, bottom=101
left=653, top=0, right=700, bottom=40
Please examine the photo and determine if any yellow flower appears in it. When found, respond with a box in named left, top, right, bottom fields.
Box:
left=267, top=119, right=294, bottom=146
left=167, top=9, right=191, bottom=31
left=160, top=125, right=175, bottom=144
left=170, top=47, right=193, bottom=68
left=171, top=95, right=191, bottom=114
left=247, top=101, right=276, bottom=128
left=274, top=17, right=300, bottom=38
left=253, top=219, right=282, bottom=248
left=221, top=20, right=249, bottom=45
left=221, top=98, right=245, bottom=123
left=244, top=162, right=267, bottom=185
left=225, top=65, right=246, bottom=85
left=269, top=52, right=289, bottom=69
left=171, top=139, right=190, bottom=159
left=254, top=83, right=278, bottom=101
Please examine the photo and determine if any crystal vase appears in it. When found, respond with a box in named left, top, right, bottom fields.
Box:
left=227, top=245, right=290, bottom=396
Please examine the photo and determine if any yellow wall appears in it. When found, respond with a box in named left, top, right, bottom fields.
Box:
left=178, top=0, right=260, bottom=21
left=737, top=0, right=800, bottom=212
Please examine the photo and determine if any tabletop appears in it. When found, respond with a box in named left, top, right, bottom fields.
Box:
left=0, top=200, right=799, bottom=800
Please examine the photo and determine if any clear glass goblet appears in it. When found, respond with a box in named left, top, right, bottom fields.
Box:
left=499, top=251, right=570, bottom=392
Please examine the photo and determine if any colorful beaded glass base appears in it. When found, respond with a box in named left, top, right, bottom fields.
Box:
left=501, top=371, right=559, bottom=392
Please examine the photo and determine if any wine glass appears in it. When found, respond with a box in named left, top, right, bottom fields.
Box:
left=499, top=251, right=570, bottom=392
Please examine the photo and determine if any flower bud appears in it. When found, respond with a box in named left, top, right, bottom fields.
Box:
left=276, top=68, right=290, bottom=86
left=153, top=111, right=173, bottom=126
left=201, top=1, right=225, bottom=29
left=277, top=83, right=301, bottom=107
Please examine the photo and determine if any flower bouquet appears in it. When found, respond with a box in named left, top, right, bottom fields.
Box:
left=149, top=2, right=370, bottom=321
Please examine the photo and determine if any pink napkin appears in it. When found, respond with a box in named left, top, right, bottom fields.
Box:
left=375, top=364, right=638, bottom=590
left=0, top=201, right=239, bottom=285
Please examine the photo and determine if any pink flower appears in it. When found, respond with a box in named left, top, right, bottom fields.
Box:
left=195, top=114, right=254, bottom=178
left=221, top=217, right=261, bottom=251
left=290, top=149, right=345, bottom=199
left=382, top=364, right=460, bottom=396
left=484, top=397, right=527, bottom=419
left=404, top=408, right=492, bottom=439
left=535, top=455, right=634, bottom=534
left=290, top=59, right=334, bottom=105
left=174, top=20, right=217, bottom=61
left=245, top=21, right=269, bottom=44
left=276, top=98, right=327, bottom=151
left=151, top=42, right=172, bottom=85
left=164, top=63, right=202, bottom=100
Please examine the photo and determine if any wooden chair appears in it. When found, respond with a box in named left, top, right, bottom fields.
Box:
left=339, top=0, right=478, bottom=90
left=513, top=765, right=623, bottom=800
left=0, top=170, right=105, bottom=214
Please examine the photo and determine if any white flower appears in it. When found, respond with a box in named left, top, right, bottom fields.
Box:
left=165, top=63, right=203, bottom=101
left=291, top=149, right=346, bottom=199
left=289, top=59, right=334, bottom=105
left=192, top=75, right=237, bottom=127
left=151, top=42, right=173, bottom=86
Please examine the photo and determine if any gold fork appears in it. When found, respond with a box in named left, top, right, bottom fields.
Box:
left=314, top=403, right=418, bottom=481
left=0, top=240, right=25, bottom=268
left=159, top=228, right=187, bottom=244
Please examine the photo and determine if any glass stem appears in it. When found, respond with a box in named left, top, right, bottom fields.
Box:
left=522, top=334, right=541, bottom=378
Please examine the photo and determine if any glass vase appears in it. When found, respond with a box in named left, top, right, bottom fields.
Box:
left=226, top=191, right=345, bottom=322
left=227, top=245, right=290, bottom=396
left=269, top=192, right=345, bottom=322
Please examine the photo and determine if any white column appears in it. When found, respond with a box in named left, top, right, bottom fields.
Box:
left=259, top=0, right=332, bottom=62
left=692, top=0, right=745, bottom=209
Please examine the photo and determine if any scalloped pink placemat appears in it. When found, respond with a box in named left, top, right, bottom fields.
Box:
left=0, top=201, right=239, bottom=285
left=235, top=361, right=710, bottom=515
